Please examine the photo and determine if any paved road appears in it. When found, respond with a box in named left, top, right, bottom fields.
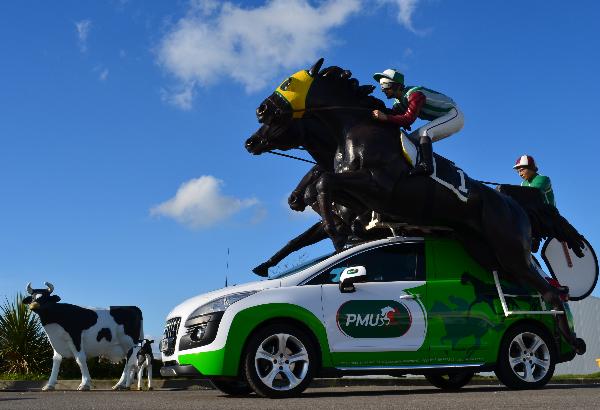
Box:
left=1, top=384, right=599, bottom=409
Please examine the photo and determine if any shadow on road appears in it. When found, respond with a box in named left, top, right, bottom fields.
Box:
left=214, top=382, right=600, bottom=399
left=296, top=383, right=600, bottom=399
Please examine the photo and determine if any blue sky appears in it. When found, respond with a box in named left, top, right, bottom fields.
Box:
left=1, top=0, right=599, bottom=343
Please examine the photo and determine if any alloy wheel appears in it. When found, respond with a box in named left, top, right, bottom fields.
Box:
left=254, top=332, right=310, bottom=391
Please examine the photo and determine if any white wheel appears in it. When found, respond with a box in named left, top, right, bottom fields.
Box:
left=507, top=332, right=551, bottom=383
left=495, top=324, right=555, bottom=389
left=244, top=324, right=316, bottom=398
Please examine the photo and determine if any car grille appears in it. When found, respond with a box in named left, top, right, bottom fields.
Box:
left=161, top=317, right=181, bottom=356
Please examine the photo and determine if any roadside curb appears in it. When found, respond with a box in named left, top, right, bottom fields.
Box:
left=1, top=377, right=598, bottom=392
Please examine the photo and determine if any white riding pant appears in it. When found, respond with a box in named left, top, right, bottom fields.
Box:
left=410, top=107, right=464, bottom=142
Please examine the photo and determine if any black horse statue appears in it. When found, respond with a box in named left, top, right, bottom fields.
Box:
left=252, top=163, right=385, bottom=277
left=245, top=58, right=586, bottom=353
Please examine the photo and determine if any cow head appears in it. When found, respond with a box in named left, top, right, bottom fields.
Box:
left=23, top=282, right=61, bottom=310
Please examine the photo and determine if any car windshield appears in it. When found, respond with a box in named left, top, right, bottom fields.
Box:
left=269, top=253, right=334, bottom=280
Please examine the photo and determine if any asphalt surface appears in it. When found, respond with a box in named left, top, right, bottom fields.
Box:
left=1, top=384, right=599, bottom=409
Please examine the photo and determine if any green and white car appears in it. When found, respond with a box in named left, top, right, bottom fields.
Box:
left=160, top=236, right=584, bottom=398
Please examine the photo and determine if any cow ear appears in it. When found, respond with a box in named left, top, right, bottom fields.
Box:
left=23, top=296, right=32, bottom=304
left=49, top=295, right=61, bottom=303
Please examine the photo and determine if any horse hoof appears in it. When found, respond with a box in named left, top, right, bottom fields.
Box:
left=148, top=387, right=153, bottom=391
left=111, top=384, right=127, bottom=391
left=333, top=237, right=347, bottom=252
left=77, top=384, right=91, bottom=391
left=252, top=263, right=270, bottom=277
left=42, top=385, right=55, bottom=392
left=574, top=338, right=586, bottom=355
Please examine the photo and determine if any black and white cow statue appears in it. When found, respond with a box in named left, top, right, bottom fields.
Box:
left=23, top=282, right=144, bottom=391
left=125, top=339, right=154, bottom=390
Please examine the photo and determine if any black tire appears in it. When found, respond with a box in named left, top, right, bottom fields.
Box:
left=425, top=371, right=474, bottom=390
left=494, top=323, right=556, bottom=389
left=244, top=323, right=317, bottom=398
left=210, top=378, right=253, bottom=396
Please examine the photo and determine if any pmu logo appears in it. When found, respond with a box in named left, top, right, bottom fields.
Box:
left=336, top=300, right=412, bottom=338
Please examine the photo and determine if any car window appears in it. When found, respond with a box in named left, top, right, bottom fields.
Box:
left=304, top=243, right=425, bottom=285
left=269, top=252, right=334, bottom=280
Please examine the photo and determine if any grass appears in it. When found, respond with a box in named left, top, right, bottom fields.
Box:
left=0, top=372, right=48, bottom=381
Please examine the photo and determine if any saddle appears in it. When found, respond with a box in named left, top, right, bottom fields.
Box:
left=399, top=132, right=471, bottom=202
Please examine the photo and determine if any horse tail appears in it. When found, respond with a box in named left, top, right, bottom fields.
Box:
left=497, top=185, right=585, bottom=257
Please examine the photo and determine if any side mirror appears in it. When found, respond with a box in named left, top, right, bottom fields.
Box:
left=339, top=266, right=367, bottom=293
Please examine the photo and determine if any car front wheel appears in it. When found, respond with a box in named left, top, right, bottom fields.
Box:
left=494, top=324, right=556, bottom=389
left=244, top=324, right=316, bottom=398
left=425, top=371, right=474, bottom=390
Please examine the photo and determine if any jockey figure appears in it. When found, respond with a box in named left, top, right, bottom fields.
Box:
left=372, top=69, right=464, bottom=176
left=513, top=155, right=556, bottom=206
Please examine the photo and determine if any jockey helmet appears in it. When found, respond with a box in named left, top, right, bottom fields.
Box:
left=373, top=69, right=405, bottom=86
left=513, top=155, right=538, bottom=171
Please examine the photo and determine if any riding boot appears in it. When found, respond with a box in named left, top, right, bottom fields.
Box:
left=409, top=136, right=434, bottom=176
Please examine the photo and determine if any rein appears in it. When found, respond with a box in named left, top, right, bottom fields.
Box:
left=267, top=150, right=317, bottom=164
left=290, top=106, right=373, bottom=115
left=477, top=180, right=501, bottom=186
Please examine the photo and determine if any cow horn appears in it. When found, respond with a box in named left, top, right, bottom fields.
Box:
left=26, top=282, right=34, bottom=295
left=45, top=282, right=54, bottom=293
left=308, top=58, right=324, bottom=77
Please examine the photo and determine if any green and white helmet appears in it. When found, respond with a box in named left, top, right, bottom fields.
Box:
left=373, top=69, right=405, bottom=87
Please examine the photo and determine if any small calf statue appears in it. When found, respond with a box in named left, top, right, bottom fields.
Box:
left=23, top=282, right=144, bottom=391
left=125, top=339, right=154, bottom=390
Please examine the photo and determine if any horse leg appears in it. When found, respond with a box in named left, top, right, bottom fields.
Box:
left=480, top=195, right=584, bottom=353
left=252, top=221, right=328, bottom=276
left=289, top=165, right=325, bottom=211
left=316, top=170, right=379, bottom=251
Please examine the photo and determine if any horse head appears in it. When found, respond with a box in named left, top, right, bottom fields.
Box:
left=245, top=121, right=305, bottom=155
left=255, top=58, right=323, bottom=126
left=249, top=58, right=380, bottom=157
left=255, top=57, right=377, bottom=122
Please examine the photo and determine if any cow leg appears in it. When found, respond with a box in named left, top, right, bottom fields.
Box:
left=43, top=351, right=62, bottom=391
left=114, top=347, right=138, bottom=390
left=137, top=362, right=144, bottom=390
left=125, top=365, right=136, bottom=389
left=73, top=349, right=92, bottom=390
left=146, top=356, right=153, bottom=390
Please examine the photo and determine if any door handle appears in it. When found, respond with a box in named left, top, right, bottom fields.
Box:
left=400, top=294, right=419, bottom=300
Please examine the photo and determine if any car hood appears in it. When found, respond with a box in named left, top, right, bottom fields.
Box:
left=165, top=279, right=282, bottom=322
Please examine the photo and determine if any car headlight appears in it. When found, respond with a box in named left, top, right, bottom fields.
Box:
left=186, top=290, right=258, bottom=326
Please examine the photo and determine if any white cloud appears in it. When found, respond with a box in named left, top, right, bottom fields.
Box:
left=99, top=68, right=109, bottom=81
left=150, top=175, right=259, bottom=229
left=156, top=0, right=427, bottom=109
left=379, top=0, right=423, bottom=33
left=75, top=19, right=92, bottom=52
left=157, top=0, right=361, bottom=107
left=161, top=83, right=195, bottom=110
left=191, top=0, right=220, bottom=15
